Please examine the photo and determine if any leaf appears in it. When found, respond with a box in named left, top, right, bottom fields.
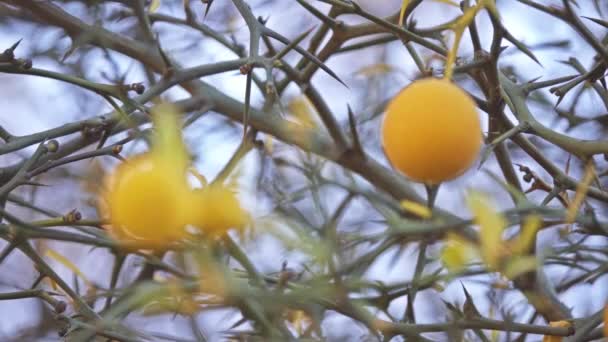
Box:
left=46, top=278, right=59, bottom=291
left=466, top=191, right=506, bottom=270
left=149, top=0, right=161, bottom=12
left=45, top=249, right=91, bottom=287
left=565, top=162, right=595, bottom=223
left=400, top=200, right=432, bottom=219
left=441, top=233, right=478, bottom=271
left=353, top=63, right=397, bottom=78
left=511, top=214, right=541, bottom=255
left=398, top=0, right=410, bottom=27
left=431, top=0, right=459, bottom=6
left=287, top=96, right=319, bottom=128
left=444, top=0, right=499, bottom=79
left=503, top=255, right=537, bottom=279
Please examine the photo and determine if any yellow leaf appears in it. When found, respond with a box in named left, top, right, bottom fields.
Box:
left=503, top=255, right=537, bottom=279
left=354, top=63, right=397, bottom=78
left=431, top=0, right=459, bottom=6
left=287, top=96, right=318, bottom=128
left=443, top=0, right=495, bottom=80
left=542, top=320, right=571, bottom=342
left=400, top=200, right=432, bottom=219
left=466, top=191, right=506, bottom=270
left=511, top=214, right=541, bottom=255
left=398, top=0, right=410, bottom=27
left=565, top=162, right=595, bottom=223
left=46, top=277, right=59, bottom=291
left=441, top=233, right=478, bottom=271
left=149, top=0, right=161, bottom=12
left=45, top=249, right=91, bottom=287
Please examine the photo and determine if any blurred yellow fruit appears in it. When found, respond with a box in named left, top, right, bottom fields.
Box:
left=189, top=184, right=249, bottom=236
left=382, top=78, right=482, bottom=184
left=100, top=103, right=249, bottom=247
left=102, top=153, right=193, bottom=248
left=101, top=103, right=194, bottom=249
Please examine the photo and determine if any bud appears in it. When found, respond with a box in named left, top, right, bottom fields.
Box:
left=46, top=140, right=59, bottom=153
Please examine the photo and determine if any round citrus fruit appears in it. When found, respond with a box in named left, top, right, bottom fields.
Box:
left=381, top=78, right=482, bottom=185
left=189, top=184, right=249, bottom=237
left=101, top=153, right=193, bottom=248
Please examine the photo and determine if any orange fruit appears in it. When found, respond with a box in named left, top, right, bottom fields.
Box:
left=189, top=183, right=249, bottom=237
left=101, top=153, right=193, bottom=248
left=100, top=104, right=194, bottom=249
left=381, top=78, right=482, bottom=184
left=100, top=103, right=249, bottom=247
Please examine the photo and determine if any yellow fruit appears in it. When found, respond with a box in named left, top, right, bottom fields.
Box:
left=189, top=184, right=249, bottom=236
left=100, top=103, right=194, bottom=249
left=382, top=78, right=482, bottom=184
left=100, top=103, right=249, bottom=247
left=101, top=153, right=193, bottom=248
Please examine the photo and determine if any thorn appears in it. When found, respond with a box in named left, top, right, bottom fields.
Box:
left=264, top=28, right=348, bottom=88
left=347, top=105, right=364, bottom=157
left=461, top=282, right=482, bottom=319
left=274, top=25, right=316, bottom=60
left=8, top=39, right=22, bottom=53
left=526, top=75, right=543, bottom=84
left=203, top=0, right=214, bottom=19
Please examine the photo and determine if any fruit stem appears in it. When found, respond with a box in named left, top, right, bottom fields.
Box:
left=424, top=183, right=440, bottom=210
